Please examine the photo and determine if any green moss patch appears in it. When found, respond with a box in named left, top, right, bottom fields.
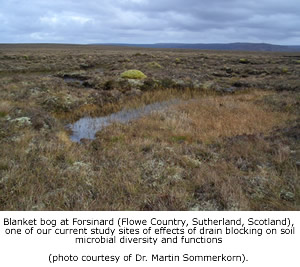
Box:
left=0, top=111, right=7, bottom=118
left=147, top=62, right=163, bottom=69
left=121, top=70, right=147, bottom=79
left=239, top=58, right=250, bottom=64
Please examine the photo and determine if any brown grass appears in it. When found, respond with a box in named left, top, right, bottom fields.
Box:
left=116, top=91, right=291, bottom=145
left=85, top=90, right=298, bottom=210
left=0, top=45, right=299, bottom=211
left=0, top=101, right=12, bottom=116
left=0, top=89, right=298, bottom=211
left=164, top=93, right=290, bottom=143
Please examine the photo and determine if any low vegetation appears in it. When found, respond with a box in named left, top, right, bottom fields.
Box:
left=147, top=61, right=163, bottom=69
left=0, top=44, right=299, bottom=210
left=120, top=69, right=147, bottom=79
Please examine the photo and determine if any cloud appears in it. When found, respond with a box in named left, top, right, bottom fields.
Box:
left=0, top=0, right=299, bottom=44
left=40, top=14, right=92, bottom=26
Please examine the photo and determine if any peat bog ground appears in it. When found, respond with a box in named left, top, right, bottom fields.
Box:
left=0, top=44, right=299, bottom=210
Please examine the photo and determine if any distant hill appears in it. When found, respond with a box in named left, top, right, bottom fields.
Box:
left=93, top=42, right=300, bottom=52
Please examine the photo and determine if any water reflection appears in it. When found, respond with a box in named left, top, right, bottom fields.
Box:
left=68, top=99, right=178, bottom=142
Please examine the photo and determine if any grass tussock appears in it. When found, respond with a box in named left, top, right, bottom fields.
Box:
left=0, top=101, right=12, bottom=117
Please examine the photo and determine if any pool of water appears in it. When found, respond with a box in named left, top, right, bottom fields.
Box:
left=67, top=99, right=179, bottom=142
left=63, top=76, right=85, bottom=86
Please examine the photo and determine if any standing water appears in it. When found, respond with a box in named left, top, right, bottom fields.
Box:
left=68, top=99, right=179, bottom=142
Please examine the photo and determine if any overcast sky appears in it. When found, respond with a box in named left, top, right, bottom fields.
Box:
left=0, top=0, right=299, bottom=45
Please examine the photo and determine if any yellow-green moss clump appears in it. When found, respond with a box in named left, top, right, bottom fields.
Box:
left=239, top=58, right=249, bottom=64
left=121, top=70, right=147, bottom=79
left=147, top=61, right=163, bottom=69
left=175, top=58, right=181, bottom=64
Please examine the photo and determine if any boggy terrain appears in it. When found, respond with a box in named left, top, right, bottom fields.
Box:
left=0, top=44, right=299, bottom=210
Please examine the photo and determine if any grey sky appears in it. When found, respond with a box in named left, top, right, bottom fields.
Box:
left=0, top=0, right=299, bottom=44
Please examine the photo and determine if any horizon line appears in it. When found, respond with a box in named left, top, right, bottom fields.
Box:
left=0, top=42, right=300, bottom=46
